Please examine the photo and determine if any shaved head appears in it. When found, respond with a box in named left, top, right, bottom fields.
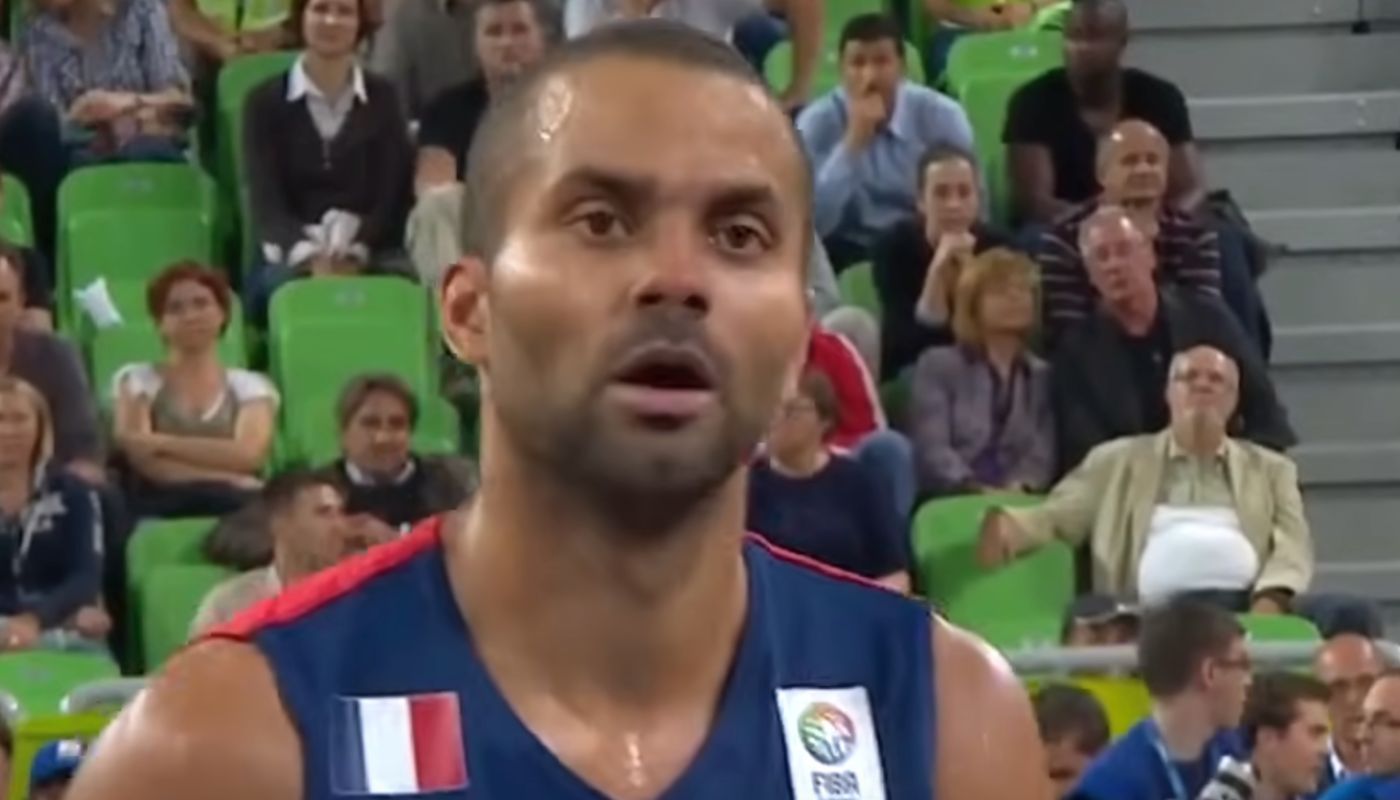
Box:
left=462, top=20, right=811, bottom=261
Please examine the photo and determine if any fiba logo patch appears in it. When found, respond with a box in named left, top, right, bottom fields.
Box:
left=798, top=702, right=857, bottom=766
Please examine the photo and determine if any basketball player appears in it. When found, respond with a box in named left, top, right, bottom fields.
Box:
left=70, top=22, right=1049, bottom=800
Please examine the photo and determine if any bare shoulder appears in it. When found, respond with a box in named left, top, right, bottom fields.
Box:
left=69, top=639, right=302, bottom=800
left=931, top=618, right=1052, bottom=800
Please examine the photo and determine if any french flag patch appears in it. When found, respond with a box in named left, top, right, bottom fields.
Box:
left=331, top=692, right=469, bottom=795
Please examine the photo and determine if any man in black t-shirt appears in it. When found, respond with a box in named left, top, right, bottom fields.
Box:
left=1002, top=0, right=1207, bottom=224
left=408, top=0, right=552, bottom=282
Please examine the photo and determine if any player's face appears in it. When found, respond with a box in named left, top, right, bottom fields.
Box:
left=444, top=59, right=810, bottom=515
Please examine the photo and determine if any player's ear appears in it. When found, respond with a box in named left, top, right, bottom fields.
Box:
left=440, top=257, right=491, bottom=369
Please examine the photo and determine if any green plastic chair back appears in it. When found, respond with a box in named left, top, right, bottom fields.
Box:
left=837, top=262, right=881, bottom=320
left=126, top=518, right=219, bottom=594
left=0, top=652, right=119, bottom=720
left=1238, top=613, right=1322, bottom=643
left=270, top=278, right=433, bottom=463
left=878, top=371, right=914, bottom=435
left=765, top=39, right=925, bottom=100
left=1032, top=0, right=1071, bottom=30
left=63, top=209, right=217, bottom=328
left=912, top=493, right=1074, bottom=638
left=944, top=28, right=1062, bottom=98
left=141, top=564, right=235, bottom=671
left=88, top=321, right=247, bottom=415
left=216, top=51, right=297, bottom=270
left=197, top=0, right=288, bottom=32
left=7, top=712, right=113, bottom=800
left=0, top=174, right=34, bottom=247
left=959, top=72, right=1033, bottom=225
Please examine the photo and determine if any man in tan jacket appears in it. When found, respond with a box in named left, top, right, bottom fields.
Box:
left=978, top=345, right=1311, bottom=614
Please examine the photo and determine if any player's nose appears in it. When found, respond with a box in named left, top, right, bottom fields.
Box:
left=631, top=225, right=711, bottom=315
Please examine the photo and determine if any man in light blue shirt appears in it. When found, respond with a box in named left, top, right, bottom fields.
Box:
left=796, top=13, right=974, bottom=270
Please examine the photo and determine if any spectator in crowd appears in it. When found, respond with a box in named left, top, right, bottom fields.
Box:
left=242, top=0, right=413, bottom=323
left=408, top=0, right=551, bottom=285
left=1243, top=673, right=1333, bottom=800
left=872, top=145, right=1013, bottom=380
left=1069, top=599, right=1248, bottom=800
left=0, top=96, right=66, bottom=263
left=747, top=370, right=910, bottom=591
left=1316, top=636, right=1385, bottom=793
left=910, top=247, right=1053, bottom=497
left=0, top=224, right=54, bottom=332
left=1052, top=208, right=1293, bottom=472
left=0, top=254, right=102, bottom=482
left=1033, top=683, right=1110, bottom=799
left=27, top=739, right=85, bottom=800
left=112, top=263, right=277, bottom=518
left=1004, top=0, right=1205, bottom=224
left=332, top=373, right=476, bottom=530
left=799, top=14, right=975, bottom=270
left=1061, top=593, right=1138, bottom=647
left=369, top=0, right=481, bottom=121
left=0, top=377, right=108, bottom=654
left=981, top=345, right=1310, bottom=610
left=169, top=0, right=291, bottom=66
left=23, top=0, right=194, bottom=164
left=1037, top=119, right=1227, bottom=349
left=563, top=0, right=823, bottom=111
left=190, top=469, right=391, bottom=633
left=1319, top=672, right=1400, bottom=800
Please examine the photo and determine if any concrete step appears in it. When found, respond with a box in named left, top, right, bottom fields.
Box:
left=1247, top=206, right=1400, bottom=253
left=1129, top=30, right=1400, bottom=97
left=1125, top=0, right=1361, bottom=32
left=1203, top=136, right=1400, bottom=211
left=1264, top=252, right=1400, bottom=329
left=1191, top=91, right=1400, bottom=141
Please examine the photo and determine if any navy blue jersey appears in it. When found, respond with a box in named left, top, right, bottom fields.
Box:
left=213, top=518, right=937, bottom=799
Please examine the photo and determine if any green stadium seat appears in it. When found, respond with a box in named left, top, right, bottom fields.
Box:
left=944, top=28, right=1061, bottom=98
left=0, top=174, right=34, bottom=247
left=878, top=371, right=914, bottom=431
left=0, top=652, right=119, bottom=720
left=959, top=71, right=1036, bottom=225
left=269, top=278, right=434, bottom=463
left=125, top=518, right=218, bottom=671
left=88, top=320, right=248, bottom=415
left=911, top=493, right=1074, bottom=641
left=140, top=563, right=235, bottom=671
left=1032, top=0, right=1071, bottom=30
left=837, top=261, right=882, bottom=319
left=6, top=712, right=113, bottom=800
left=62, top=209, right=217, bottom=329
left=1239, top=613, right=1322, bottom=643
left=764, top=39, right=925, bottom=101
left=75, top=277, right=247, bottom=355
left=216, top=51, right=298, bottom=270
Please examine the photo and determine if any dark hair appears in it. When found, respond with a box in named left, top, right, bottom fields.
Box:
left=838, top=14, right=904, bottom=57
left=337, top=373, right=419, bottom=431
left=0, top=240, right=27, bottom=299
left=462, top=19, right=807, bottom=260
left=1033, top=684, right=1110, bottom=756
left=262, top=468, right=341, bottom=517
left=916, top=143, right=978, bottom=190
left=146, top=261, right=233, bottom=328
left=1137, top=598, right=1244, bottom=699
left=1067, top=0, right=1129, bottom=33
left=797, top=369, right=839, bottom=426
left=285, top=0, right=379, bottom=47
left=1242, top=672, right=1330, bottom=749
left=472, top=0, right=558, bottom=42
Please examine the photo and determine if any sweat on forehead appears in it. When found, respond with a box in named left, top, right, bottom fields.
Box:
left=459, top=19, right=808, bottom=259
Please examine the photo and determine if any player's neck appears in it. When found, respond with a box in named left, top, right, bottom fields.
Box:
left=449, top=440, right=751, bottom=707
left=1152, top=698, right=1218, bottom=760
left=1252, top=773, right=1289, bottom=800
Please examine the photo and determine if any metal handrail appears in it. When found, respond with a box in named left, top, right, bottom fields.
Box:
left=59, top=678, right=147, bottom=715
left=1004, top=639, right=1400, bottom=675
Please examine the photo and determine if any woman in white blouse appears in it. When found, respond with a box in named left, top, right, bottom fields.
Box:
left=113, top=262, right=277, bottom=517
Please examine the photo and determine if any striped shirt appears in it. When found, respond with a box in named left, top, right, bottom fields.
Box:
left=1037, top=201, right=1221, bottom=348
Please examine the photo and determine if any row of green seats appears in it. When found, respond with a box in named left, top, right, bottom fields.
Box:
left=125, top=518, right=221, bottom=672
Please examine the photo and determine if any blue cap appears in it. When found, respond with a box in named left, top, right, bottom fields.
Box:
left=29, top=739, right=85, bottom=788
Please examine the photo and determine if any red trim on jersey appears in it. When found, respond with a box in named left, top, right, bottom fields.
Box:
left=206, top=516, right=446, bottom=642
left=745, top=532, right=886, bottom=592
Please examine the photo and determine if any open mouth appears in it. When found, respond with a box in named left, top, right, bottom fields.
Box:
left=607, top=346, right=718, bottom=423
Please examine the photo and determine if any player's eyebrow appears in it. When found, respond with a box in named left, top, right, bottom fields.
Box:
left=551, top=166, right=657, bottom=210
left=707, top=183, right=782, bottom=220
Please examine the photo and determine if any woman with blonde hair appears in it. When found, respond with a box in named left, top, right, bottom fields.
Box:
left=0, top=376, right=108, bottom=652
left=910, top=247, right=1055, bottom=496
